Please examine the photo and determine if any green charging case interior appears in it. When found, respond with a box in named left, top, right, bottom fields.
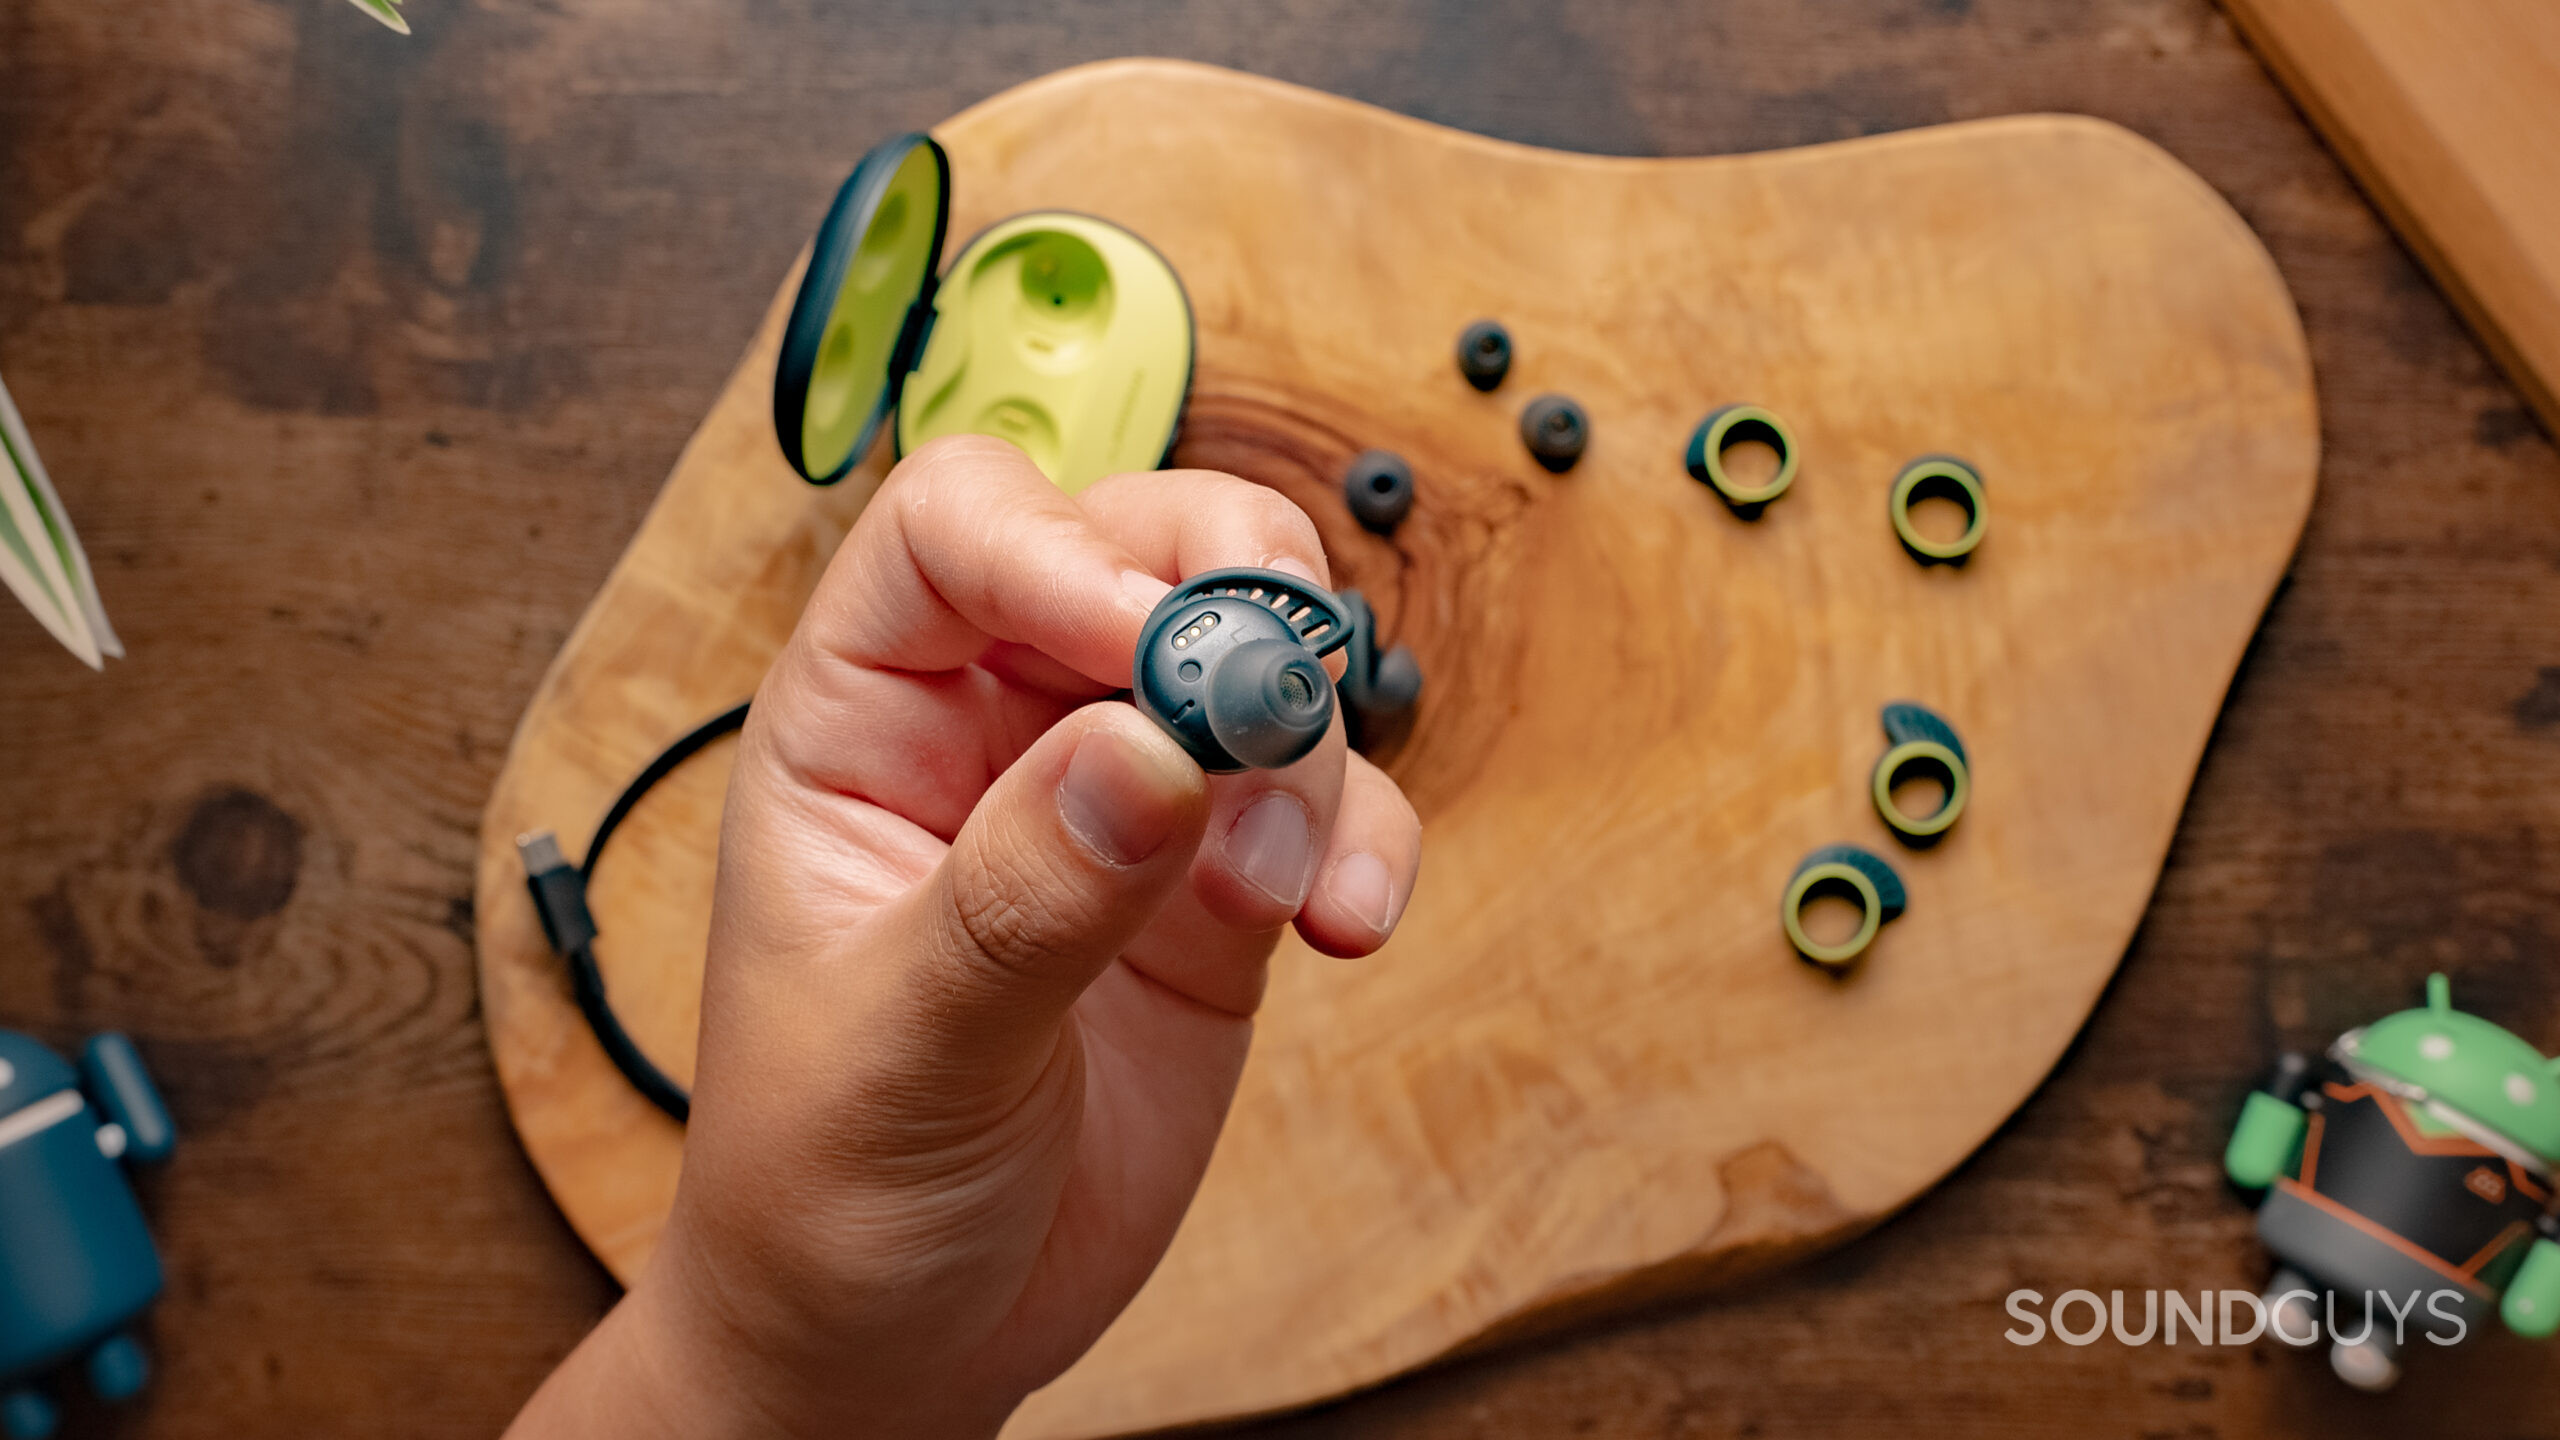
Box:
left=773, top=133, right=1195, bottom=494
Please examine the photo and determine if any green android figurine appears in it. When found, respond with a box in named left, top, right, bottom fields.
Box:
left=2225, top=973, right=2560, bottom=1391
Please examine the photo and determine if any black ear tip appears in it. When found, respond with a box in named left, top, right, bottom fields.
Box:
left=1520, top=394, right=1588, bottom=471
left=1458, top=320, right=1512, bottom=391
left=1345, top=449, right=1416, bottom=534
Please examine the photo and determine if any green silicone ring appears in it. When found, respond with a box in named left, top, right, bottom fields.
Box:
left=1872, top=739, right=1968, bottom=838
left=1889, top=456, right=1987, bottom=561
left=1687, top=405, right=1797, bottom=508
left=1781, top=862, right=1883, bottom=967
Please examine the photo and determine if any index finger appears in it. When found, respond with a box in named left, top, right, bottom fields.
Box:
left=1072, top=467, right=1331, bottom=593
left=797, top=434, right=1173, bottom=686
left=752, top=435, right=1176, bottom=830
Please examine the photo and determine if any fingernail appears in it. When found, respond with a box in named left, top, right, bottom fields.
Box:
left=1263, top=554, right=1324, bottom=586
left=1059, top=726, right=1192, bottom=866
left=1122, top=568, right=1172, bottom=619
left=1327, top=852, right=1398, bottom=936
left=1225, top=793, right=1314, bottom=907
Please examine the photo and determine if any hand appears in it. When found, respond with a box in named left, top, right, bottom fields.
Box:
left=506, top=436, right=1423, bottom=1440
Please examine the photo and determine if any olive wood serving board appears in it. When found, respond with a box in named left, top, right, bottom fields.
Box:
left=474, top=58, right=2318, bottom=1437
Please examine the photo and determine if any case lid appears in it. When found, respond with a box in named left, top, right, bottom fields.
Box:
left=772, top=133, right=951, bottom=484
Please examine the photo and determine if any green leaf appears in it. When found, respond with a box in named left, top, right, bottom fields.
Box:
left=0, top=419, right=49, bottom=588
left=346, top=0, right=412, bottom=35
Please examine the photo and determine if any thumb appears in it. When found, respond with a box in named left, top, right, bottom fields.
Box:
left=882, top=702, right=1208, bottom=1081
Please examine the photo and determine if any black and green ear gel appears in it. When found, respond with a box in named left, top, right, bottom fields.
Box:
left=1781, top=844, right=1907, bottom=969
left=1687, top=404, right=1797, bottom=512
left=1872, top=702, right=1969, bottom=845
left=1890, top=455, right=1987, bottom=563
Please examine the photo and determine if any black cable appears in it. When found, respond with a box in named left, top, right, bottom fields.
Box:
left=517, top=700, right=750, bottom=1124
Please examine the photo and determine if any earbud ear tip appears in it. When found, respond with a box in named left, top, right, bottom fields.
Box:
left=1205, top=638, right=1336, bottom=770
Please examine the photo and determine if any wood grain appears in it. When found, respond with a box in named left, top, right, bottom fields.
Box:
left=472, top=60, right=2319, bottom=1436
left=9, top=3, right=2560, bottom=1437
left=2222, top=0, right=2560, bottom=437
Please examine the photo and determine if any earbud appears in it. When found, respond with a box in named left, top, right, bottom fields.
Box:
left=1336, top=588, right=1422, bottom=749
left=1134, top=569, right=1353, bottom=773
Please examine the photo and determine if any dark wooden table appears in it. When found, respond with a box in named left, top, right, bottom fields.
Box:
left=4, top=2, right=2556, bottom=1435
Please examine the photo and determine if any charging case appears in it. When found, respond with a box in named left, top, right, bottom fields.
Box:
left=773, top=133, right=1195, bottom=494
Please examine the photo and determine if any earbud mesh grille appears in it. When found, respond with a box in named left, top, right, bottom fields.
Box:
left=1277, top=667, right=1314, bottom=710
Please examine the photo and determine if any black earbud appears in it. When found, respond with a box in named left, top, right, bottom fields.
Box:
left=1134, top=569, right=1353, bottom=773
left=1336, top=588, right=1422, bottom=749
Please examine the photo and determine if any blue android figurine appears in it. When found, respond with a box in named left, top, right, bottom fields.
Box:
left=0, top=1031, right=174, bottom=1439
